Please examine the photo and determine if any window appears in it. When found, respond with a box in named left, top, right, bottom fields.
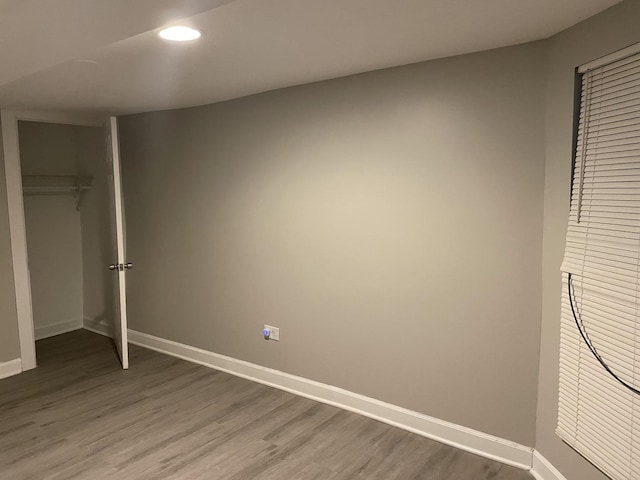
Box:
left=558, top=45, right=640, bottom=480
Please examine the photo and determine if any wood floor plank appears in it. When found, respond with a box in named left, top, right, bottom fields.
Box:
left=0, top=330, right=533, bottom=479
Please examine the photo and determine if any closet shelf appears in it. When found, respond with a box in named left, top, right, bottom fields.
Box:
left=22, top=175, right=93, bottom=210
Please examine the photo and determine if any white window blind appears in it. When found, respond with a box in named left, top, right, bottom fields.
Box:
left=558, top=49, right=640, bottom=480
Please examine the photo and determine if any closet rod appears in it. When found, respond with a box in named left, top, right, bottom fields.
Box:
left=22, top=175, right=93, bottom=210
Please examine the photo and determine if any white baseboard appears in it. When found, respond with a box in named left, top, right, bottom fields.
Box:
left=0, top=358, right=22, bottom=380
left=530, top=450, right=568, bottom=480
left=82, top=325, right=575, bottom=478
left=35, top=318, right=83, bottom=340
left=82, top=316, right=113, bottom=337
left=120, top=328, right=533, bottom=470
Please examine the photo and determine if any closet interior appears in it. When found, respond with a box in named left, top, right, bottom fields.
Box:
left=19, top=120, right=115, bottom=359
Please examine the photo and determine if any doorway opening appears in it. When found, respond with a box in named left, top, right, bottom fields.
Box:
left=2, top=113, right=130, bottom=371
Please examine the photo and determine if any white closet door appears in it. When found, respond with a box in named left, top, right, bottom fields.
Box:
left=105, top=116, right=129, bottom=370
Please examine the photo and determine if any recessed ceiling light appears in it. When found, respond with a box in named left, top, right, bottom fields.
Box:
left=158, top=26, right=201, bottom=42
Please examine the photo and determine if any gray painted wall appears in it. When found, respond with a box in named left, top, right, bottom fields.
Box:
left=23, top=196, right=82, bottom=337
left=119, top=42, right=546, bottom=446
left=536, top=1, right=640, bottom=478
left=77, top=127, right=113, bottom=329
left=0, top=118, right=20, bottom=362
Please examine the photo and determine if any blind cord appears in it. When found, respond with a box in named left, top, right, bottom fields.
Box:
left=568, top=272, right=640, bottom=396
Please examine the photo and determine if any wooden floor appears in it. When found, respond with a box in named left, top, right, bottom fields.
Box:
left=0, top=330, right=532, bottom=480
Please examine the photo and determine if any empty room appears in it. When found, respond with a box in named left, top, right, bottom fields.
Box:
left=1, top=1, right=639, bottom=479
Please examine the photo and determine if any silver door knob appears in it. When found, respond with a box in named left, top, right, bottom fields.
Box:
left=109, top=264, right=119, bottom=271
left=124, top=263, right=133, bottom=270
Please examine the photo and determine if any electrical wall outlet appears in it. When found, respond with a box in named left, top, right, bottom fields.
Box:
left=263, top=324, right=280, bottom=341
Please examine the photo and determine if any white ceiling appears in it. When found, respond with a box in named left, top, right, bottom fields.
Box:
left=0, top=0, right=622, bottom=115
